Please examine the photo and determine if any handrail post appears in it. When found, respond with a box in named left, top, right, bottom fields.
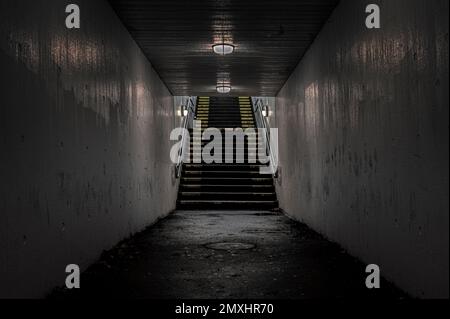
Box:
left=176, top=96, right=196, bottom=179
left=252, top=97, right=278, bottom=178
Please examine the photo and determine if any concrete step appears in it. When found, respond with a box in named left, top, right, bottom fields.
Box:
left=179, top=184, right=275, bottom=192
left=176, top=200, right=279, bottom=210
left=180, top=177, right=274, bottom=185
left=178, top=192, right=277, bottom=201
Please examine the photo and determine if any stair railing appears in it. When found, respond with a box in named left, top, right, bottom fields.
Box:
left=252, top=97, right=278, bottom=178
left=176, top=96, right=197, bottom=178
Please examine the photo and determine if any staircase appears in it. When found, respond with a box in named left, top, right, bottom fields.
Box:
left=176, top=96, right=278, bottom=210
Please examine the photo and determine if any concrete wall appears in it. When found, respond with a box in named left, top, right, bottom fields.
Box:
left=0, top=0, right=178, bottom=298
left=275, top=0, right=448, bottom=298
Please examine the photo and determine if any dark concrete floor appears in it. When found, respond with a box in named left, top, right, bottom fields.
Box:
left=51, top=210, right=406, bottom=299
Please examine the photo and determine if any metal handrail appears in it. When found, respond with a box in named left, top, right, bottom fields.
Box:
left=176, top=96, right=197, bottom=178
left=252, top=98, right=278, bottom=177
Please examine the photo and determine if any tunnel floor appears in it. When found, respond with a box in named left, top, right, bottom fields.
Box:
left=51, top=210, right=406, bottom=299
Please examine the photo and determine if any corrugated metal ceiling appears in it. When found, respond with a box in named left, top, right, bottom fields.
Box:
left=108, top=0, right=339, bottom=96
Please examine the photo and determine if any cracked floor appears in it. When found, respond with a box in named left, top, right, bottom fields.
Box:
left=50, top=210, right=406, bottom=299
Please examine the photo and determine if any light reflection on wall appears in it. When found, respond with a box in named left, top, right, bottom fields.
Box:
left=347, top=32, right=427, bottom=75
left=2, top=22, right=140, bottom=125
left=50, top=33, right=119, bottom=124
left=6, top=29, right=41, bottom=74
left=305, top=82, right=319, bottom=140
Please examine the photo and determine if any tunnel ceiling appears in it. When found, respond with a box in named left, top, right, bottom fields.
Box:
left=108, top=0, right=339, bottom=96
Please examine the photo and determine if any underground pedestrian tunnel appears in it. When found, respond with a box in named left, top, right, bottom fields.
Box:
left=0, top=0, right=448, bottom=300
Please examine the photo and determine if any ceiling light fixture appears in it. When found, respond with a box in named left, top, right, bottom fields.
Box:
left=213, top=43, right=235, bottom=55
left=217, top=84, right=232, bottom=94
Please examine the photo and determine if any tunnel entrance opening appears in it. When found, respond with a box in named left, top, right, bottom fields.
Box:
left=176, top=96, right=279, bottom=210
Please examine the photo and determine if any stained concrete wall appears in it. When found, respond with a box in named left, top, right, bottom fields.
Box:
left=275, top=0, right=448, bottom=298
left=0, top=0, right=178, bottom=298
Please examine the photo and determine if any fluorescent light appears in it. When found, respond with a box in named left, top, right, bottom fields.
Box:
left=213, top=44, right=235, bottom=55
left=183, top=109, right=189, bottom=117
left=262, top=109, right=267, bottom=117
left=217, top=85, right=231, bottom=94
